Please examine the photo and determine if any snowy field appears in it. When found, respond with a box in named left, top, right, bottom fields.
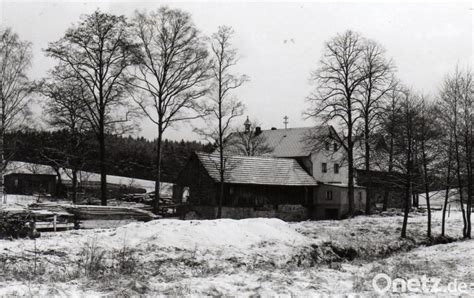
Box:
left=0, top=211, right=472, bottom=296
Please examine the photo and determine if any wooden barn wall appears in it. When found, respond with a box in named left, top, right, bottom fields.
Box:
left=174, top=156, right=218, bottom=205
left=4, top=174, right=56, bottom=195
left=223, top=184, right=311, bottom=207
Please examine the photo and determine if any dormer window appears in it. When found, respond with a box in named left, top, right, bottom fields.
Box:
left=325, top=141, right=330, bottom=151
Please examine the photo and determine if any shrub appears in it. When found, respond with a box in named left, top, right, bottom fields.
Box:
left=76, top=239, right=107, bottom=278
left=113, top=245, right=138, bottom=275
left=0, top=213, right=32, bottom=239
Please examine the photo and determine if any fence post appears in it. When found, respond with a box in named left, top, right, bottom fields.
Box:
left=53, top=214, right=57, bottom=232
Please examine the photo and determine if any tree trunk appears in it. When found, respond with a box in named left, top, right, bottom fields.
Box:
left=347, top=113, right=355, bottom=216
left=464, top=133, right=472, bottom=238
left=218, top=169, right=224, bottom=219
left=441, top=142, right=453, bottom=237
left=0, top=94, right=5, bottom=201
left=153, top=126, right=163, bottom=214
left=54, top=167, right=62, bottom=197
left=99, top=120, right=107, bottom=206
left=347, top=148, right=355, bottom=215
left=401, top=165, right=411, bottom=238
left=455, top=132, right=467, bottom=237
left=364, top=120, right=371, bottom=214
left=383, top=130, right=395, bottom=212
left=216, top=63, right=225, bottom=219
left=401, top=112, right=412, bottom=239
left=382, top=190, right=389, bottom=211
left=217, top=120, right=224, bottom=219
left=72, top=169, right=78, bottom=204
left=421, top=139, right=431, bottom=238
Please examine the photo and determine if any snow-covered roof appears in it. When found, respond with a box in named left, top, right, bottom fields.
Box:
left=196, top=152, right=317, bottom=186
left=5, top=161, right=57, bottom=176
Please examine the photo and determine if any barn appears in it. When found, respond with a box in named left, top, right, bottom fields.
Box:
left=4, top=173, right=57, bottom=196
left=174, top=152, right=318, bottom=220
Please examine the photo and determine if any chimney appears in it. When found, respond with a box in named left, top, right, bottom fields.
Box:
left=271, top=127, right=277, bottom=130
left=255, top=127, right=262, bottom=135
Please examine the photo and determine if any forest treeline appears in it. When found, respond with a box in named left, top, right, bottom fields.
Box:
left=6, top=130, right=212, bottom=182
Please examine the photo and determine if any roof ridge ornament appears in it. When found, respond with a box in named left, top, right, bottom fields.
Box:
left=244, top=116, right=251, bottom=133
left=283, top=115, right=289, bottom=129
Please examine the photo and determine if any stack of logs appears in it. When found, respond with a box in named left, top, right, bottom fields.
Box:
left=29, top=203, right=158, bottom=222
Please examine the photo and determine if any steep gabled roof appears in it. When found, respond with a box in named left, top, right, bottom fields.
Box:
left=196, top=152, right=317, bottom=186
left=224, top=126, right=337, bottom=158
left=258, top=126, right=330, bottom=157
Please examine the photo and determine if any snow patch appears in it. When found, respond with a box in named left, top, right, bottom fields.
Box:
left=105, top=218, right=311, bottom=251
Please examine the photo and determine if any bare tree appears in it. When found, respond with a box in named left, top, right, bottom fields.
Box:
left=392, top=89, right=421, bottom=238
left=459, top=70, right=473, bottom=238
left=418, top=96, right=442, bottom=238
left=307, top=30, right=367, bottom=215
left=0, top=28, right=33, bottom=196
left=437, top=93, right=455, bottom=237
left=227, top=119, right=273, bottom=156
left=439, top=66, right=472, bottom=238
left=355, top=39, right=396, bottom=214
left=196, top=26, right=247, bottom=218
left=376, top=87, right=404, bottom=210
left=130, top=7, right=210, bottom=213
left=45, top=10, right=138, bottom=206
left=40, top=65, right=91, bottom=203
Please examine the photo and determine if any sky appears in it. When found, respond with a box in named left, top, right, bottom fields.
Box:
left=1, top=0, right=472, bottom=142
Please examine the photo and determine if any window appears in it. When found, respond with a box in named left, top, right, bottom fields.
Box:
left=334, top=143, right=338, bottom=151
left=326, top=190, right=333, bottom=200
left=325, top=141, right=330, bottom=150
left=334, top=164, right=339, bottom=174
left=322, top=163, right=327, bottom=173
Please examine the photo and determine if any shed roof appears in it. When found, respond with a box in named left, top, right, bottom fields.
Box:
left=196, top=152, right=317, bottom=186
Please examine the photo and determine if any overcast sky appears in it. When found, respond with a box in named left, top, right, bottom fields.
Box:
left=1, top=1, right=472, bottom=141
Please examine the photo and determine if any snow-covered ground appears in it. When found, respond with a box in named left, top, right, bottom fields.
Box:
left=0, top=210, right=472, bottom=296
left=419, top=189, right=467, bottom=210
left=0, top=194, right=39, bottom=206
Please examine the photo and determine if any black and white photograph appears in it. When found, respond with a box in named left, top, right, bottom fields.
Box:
left=0, top=0, right=472, bottom=296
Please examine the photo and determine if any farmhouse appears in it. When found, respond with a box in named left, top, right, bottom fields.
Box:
left=175, top=125, right=368, bottom=220
left=175, top=152, right=317, bottom=220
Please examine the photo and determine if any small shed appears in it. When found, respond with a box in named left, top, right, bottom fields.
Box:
left=174, top=152, right=318, bottom=220
left=4, top=173, right=57, bottom=196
